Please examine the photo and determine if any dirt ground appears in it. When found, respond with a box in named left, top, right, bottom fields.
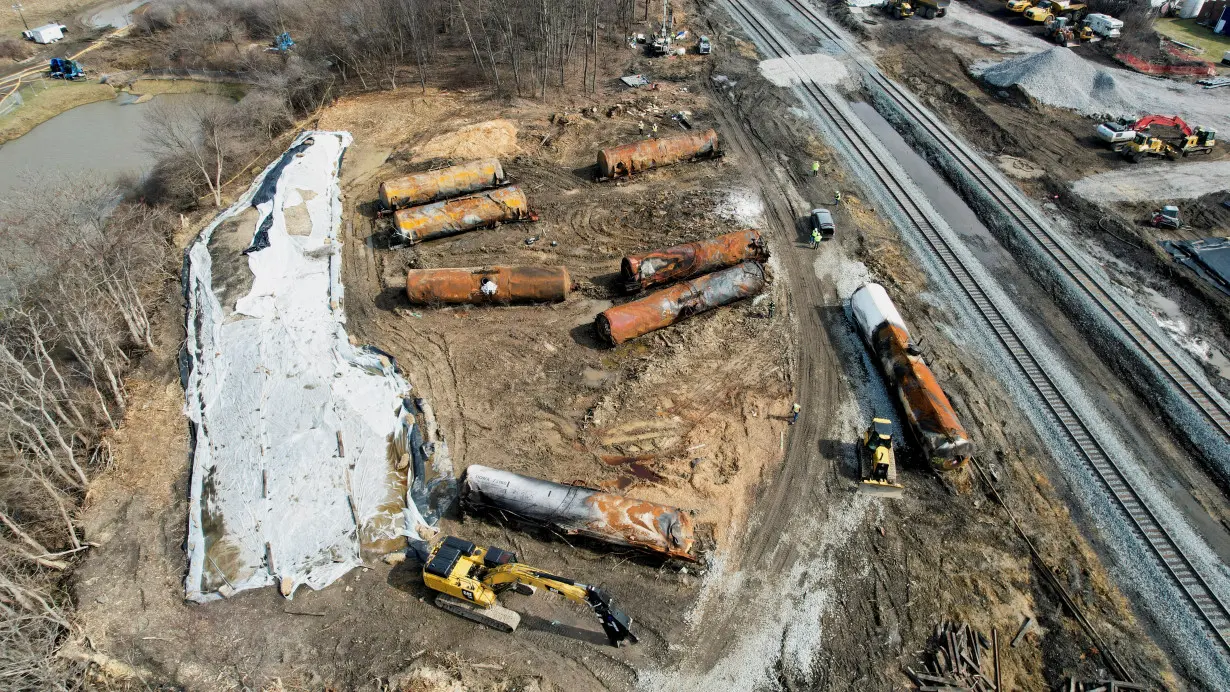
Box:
left=68, top=3, right=1204, bottom=691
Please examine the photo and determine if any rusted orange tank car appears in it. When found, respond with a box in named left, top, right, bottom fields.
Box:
left=393, top=185, right=530, bottom=244
left=405, top=266, right=572, bottom=305
left=621, top=229, right=768, bottom=292
left=596, top=129, right=720, bottom=179
left=379, top=158, right=507, bottom=210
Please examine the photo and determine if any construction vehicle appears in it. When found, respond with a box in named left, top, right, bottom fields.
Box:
left=1117, top=133, right=1180, bottom=162
left=697, top=35, right=711, bottom=54
left=1084, top=12, right=1123, bottom=38
left=1025, top=0, right=1086, bottom=23
left=887, top=0, right=916, bottom=19
left=914, top=0, right=950, bottom=18
left=859, top=418, right=904, bottom=498
left=421, top=535, right=639, bottom=647
left=1151, top=205, right=1181, bottom=230
left=1005, top=0, right=1038, bottom=12
left=1046, top=16, right=1092, bottom=46
left=1175, top=126, right=1216, bottom=156
left=1100, top=115, right=1216, bottom=156
left=48, top=58, right=84, bottom=80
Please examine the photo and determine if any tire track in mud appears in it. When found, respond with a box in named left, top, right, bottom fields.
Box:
left=642, top=86, right=849, bottom=684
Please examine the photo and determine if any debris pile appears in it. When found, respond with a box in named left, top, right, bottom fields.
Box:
left=905, top=620, right=1001, bottom=691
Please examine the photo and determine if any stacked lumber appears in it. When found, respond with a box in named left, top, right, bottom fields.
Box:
left=905, top=620, right=1001, bottom=692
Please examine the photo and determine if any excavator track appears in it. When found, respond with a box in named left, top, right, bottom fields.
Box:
left=434, top=594, right=521, bottom=633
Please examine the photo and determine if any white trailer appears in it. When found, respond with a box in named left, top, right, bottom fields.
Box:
left=1084, top=13, right=1123, bottom=38
left=22, top=23, right=66, bottom=44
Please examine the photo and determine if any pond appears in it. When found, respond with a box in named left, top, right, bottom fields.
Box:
left=0, top=91, right=232, bottom=197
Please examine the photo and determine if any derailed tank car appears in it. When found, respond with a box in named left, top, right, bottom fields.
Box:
left=462, top=464, right=697, bottom=561
left=597, top=129, right=720, bottom=180
left=621, top=229, right=768, bottom=292
left=393, top=185, right=530, bottom=245
left=850, top=283, right=973, bottom=471
left=379, top=158, right=507, bottom=210
left=597, top=261, right=766, bottom=345
left=405, top=266, right=572, bottom=305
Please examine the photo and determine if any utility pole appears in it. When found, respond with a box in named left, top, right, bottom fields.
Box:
left=12, top=3, right=29, bottom=31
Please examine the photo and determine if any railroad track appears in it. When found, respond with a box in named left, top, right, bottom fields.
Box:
left=722, top=0, right=1230, bottom=658
left=780, top=0, right=1230, bottom=447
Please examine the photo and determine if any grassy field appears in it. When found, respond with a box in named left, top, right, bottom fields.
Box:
left=1154, top=17, right=1230, bottom=60
left=0, top=78, right=114, bottom=143
left=1, top=0, right=94, bottom=35
left=128, top=78, right=248, bottom=101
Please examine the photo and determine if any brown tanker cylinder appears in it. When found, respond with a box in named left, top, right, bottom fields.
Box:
left=850, top=283, right=974, bottom=471
left=379, top=158, right=507, bottom=210
left=462, top=464, right=697, bottom=561
left=596, top=261, right=766, bottom=345
left=597, top=128, right=720, bottom=179
left=405, top=266, right=572, bottom=305
left=393, top=185, right=530, bottom=245
left=622, top=229, right=768, bottom=292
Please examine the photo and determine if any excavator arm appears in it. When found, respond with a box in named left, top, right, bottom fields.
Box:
left=483, top=565, right=640, bottom=646
left=1131, top=114, right=1193, bottom=137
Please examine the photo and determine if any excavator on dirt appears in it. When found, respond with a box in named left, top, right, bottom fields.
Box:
left=858, top=417, right=904, bottom=498
left=1112, top=115, right=1216, bottom=161
left=421, top=536, right=639, bottom=647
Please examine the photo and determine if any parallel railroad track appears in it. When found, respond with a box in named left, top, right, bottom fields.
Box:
left=723, top=0, right=1230, bottom=657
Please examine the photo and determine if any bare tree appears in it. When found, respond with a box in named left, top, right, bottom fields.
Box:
left=146, top=99, right=238, bottom=207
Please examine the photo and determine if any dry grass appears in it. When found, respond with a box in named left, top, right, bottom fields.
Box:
left=127, top=78, right=248, bottom=100
left=0, top=79, right=116, bottom=144
left=0, top=0, right=92, bottom=35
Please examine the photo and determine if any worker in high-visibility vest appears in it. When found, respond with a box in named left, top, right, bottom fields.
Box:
left=810, top=228, right=822, bottom=249
left=811, top=160, right=820, bottom=177
left=834, top=189, right=842, bottom=205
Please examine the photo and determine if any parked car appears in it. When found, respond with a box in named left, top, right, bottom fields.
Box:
left=810, top=208, right=835, bottom=238
left=1095, top=120, right=1136, bottom=144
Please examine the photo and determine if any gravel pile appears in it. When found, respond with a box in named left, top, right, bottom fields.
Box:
left=972, top=48, right=1230, bottom=133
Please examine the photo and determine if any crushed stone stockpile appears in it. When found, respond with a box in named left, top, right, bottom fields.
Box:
left=972, top=48, right=1230, bottom=134
left=182, top=131, right=449, bottom=603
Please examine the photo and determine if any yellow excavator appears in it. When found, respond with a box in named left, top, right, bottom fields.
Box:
left=859, top=418, right=904, bottom=498
left=421, top=536, right=639, bottom=647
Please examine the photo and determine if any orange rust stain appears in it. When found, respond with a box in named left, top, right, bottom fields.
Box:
left=584, top=493, right=695, bottom=561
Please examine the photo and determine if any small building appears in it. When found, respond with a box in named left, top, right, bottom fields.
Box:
left=22, top=23, right=66, bottom=44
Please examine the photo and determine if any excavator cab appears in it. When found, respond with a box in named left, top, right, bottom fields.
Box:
left=859, top=418, right=904, bottom=498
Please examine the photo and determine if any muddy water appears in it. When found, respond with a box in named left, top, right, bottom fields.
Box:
left=0, top=92, right=230, bottom=196
left=86, top=0, right=146, bottom=28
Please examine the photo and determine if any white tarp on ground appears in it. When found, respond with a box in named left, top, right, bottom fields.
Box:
left=183, top=131, right=429, bottom=602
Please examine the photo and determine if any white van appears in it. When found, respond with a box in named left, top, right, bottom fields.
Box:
left=22, top=23, right=67, bottom=44
left=1085, top=13, right=1124, bottom=38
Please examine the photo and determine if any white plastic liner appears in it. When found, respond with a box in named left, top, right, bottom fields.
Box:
left=182, top=132, right=428, bottom=602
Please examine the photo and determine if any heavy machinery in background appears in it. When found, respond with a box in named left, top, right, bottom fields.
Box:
left=1025, top=0, right=1086, bottom=23
left=887, top=0, right=916, bottom=19
left=1152, top=205, right=1182, bottom=230
left=1100, top=114, right=1216, bottom=159
left=1046, top=16, right=1092, bottom=46
left=858, top=418, right=905, bottom=498
left=850, top=283, right=974, bottom=471
left=1005, top=0, right=1038, bottom=12
left=48, top=58, right=84, bottom=80
left=697, top=35, right=712, bottom=54
left=421, top=536, right=639, bottom=647
left=269, top=32, right=294, bottom=53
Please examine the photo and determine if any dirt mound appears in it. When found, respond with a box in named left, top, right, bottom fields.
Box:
left=410, top=119, right=519, bottom=162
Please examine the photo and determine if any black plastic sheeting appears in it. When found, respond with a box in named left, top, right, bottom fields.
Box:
left=243, top=136, right=316, bottom=255
left=1161, top=237, right=1230, bottom=297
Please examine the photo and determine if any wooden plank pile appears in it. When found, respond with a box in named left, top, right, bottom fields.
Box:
left=905, top=620, right=1002, bottom=692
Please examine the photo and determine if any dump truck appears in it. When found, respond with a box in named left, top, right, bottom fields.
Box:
left=1005, top=0, right=1038, bottom=12
left=421, top=535, right=639, bottom=647
left=913, top=0, right=950, bottom=18
left=1025, top=0, right=1086, bottom=23
left=887, top=0, right=915, bottom=19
